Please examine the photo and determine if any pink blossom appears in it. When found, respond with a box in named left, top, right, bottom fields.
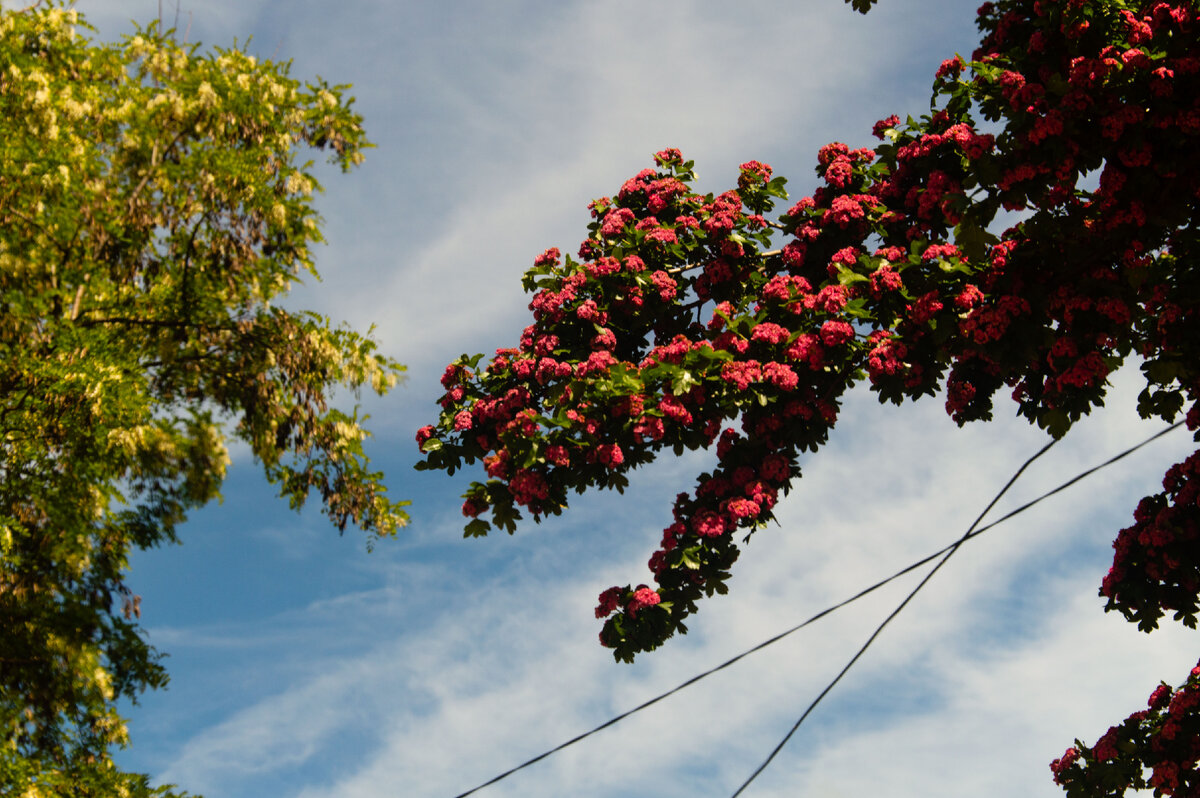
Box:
left=760, top=454, right=790, bottom=483
left=576, top=299, right=606, bottom=323
left=873, top=114, right=900, bottom=139
left=785, top=334, right=824, bottom=369
left=659, top=395, right=693, bottom=425
left=595, top=586, right=623, bottom=619
left=719, top=239, right=744, bottom=259
left=955, top=284, right=984, bottom=309
left=945, top=378, right=976, bottom=418
left=591, top=328, right=617, bottom=350
left=824, top=159, right=853, bottom=188
left=716, top=428, right=741, bottom=458
left=651, top=270, right=678, bottom=301
left=533, top=334, right=559, bottom=356
left=819, top=320, right=854, bottom=347
left=571, top=352, right=614, bottom=376
left=786, top=197, right=816, bottom=217
left=648, top=550, right=669, bottom=575
left=825, top=194, right=866, bottom=226
left=594, top=443, right=624, bottom=468
left=618, top=168, right=656, bottom=199
left=831, top=246, right=859, bottom=266
left=606, top=394, right=641, bottom=419
left=726, top=498, right=761, bottom=520
left=818, top=142, right=850, bottom=165
left=1052, top=351, right=1109, bottom=391
left=922, top=243, right=960, bottom=261
left=1049, top=747, right=1079, bottom=784
left=721, top=360, right=762, bottom=390
left=533, top=247, right=561, bottom=268
left=730, top=466, right=754, bottom=488
left=627, top=586, right=662, bottom=618
left=870, top=265, right=903, bottom=297
left=693, top=510, right=726, bottom=538
left=908, top=291, right=944, bottom=325
left=484, top=450, right=510, bottom=478
left=763, top=362, right=799, bottom=390
left=654, top=148, right=683, bottom=166
left=586, top=256, right=621, bottom=278
left=808, top=284, right=849, bottom=312
left=646, top=227, right=678, bottom=245
left=462, top=498, right=488, bottom=518
left=440, top=364, right=465, bottom=389
left=703, top=258, right=734, bottom=287
left=633, top=416, right=665, bottom=442
left=739, top=160, right=773, bottom=184
left=762, top=274, right=811, bottom=302
left=1092, top=727, right=1120, bottom=762
left=600, top=207, right=635, bottom=237
left=708, top=301, right=737, bottom=330
left=509, top=469, right=550, bottom=506
left=704, top=211, right=736, bottom=237
left=867, top=332, right=908, bottom=381
left=545, top=445, right=570, bottom=467
left=646, top=335, right=692, bottom=365
left=936, top=56, right=964, bottom=79
left=751, top=322, right=790, bottom=345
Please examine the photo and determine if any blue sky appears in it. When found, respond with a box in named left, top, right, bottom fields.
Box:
left=70, top=1, right=1200, bottom=796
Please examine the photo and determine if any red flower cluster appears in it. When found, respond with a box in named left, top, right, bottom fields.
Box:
left=1102, top=451, right=1200, bottom=632
left=1052, top=658, right=1200, bottom=796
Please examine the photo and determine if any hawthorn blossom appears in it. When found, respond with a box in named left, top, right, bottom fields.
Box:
left=627, top=586, right=661, bottom=618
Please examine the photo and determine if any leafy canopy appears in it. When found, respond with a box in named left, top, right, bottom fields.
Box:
left=0, top=3, right=405, bottom=794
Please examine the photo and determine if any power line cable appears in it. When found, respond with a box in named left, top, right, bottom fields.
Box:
left=730, top=435, right=1055, bottom=795
left=449, top=421, right=1183, bottom=798
left=729, top=420, right=1183, bottom=796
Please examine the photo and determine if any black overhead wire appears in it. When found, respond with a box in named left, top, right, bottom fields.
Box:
left=729, top=433, right=1056, bottom=795
left=729, top=419, right=1184, bottom=796
left=448, top=421, right=1184, bottom=798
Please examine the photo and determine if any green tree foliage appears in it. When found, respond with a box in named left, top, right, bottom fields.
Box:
left=420, top=0, right=1198, bottom=791
left=0, top=3, right=406, bottom=793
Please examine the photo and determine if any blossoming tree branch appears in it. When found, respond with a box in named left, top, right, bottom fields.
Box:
left=418, top=0, right=1199, bottom=793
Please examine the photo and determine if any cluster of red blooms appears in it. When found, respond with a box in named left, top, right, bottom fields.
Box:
left=1051, top=659, right=1200, bottom=797
left=419, top=0, right=1198, bottom=789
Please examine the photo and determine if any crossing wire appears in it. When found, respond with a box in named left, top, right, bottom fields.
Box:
left=448, top=421, right=1184, bottom=798
left=729, top=420, right=1184, bottom=796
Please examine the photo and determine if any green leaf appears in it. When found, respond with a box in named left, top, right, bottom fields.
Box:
left=953, top=218, right=999, bottom=264
left=836, top=265, right=868, bottom=285
left=671, top=370, right=699, bottom=395
left=464, top=519, right=491, bottom=538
